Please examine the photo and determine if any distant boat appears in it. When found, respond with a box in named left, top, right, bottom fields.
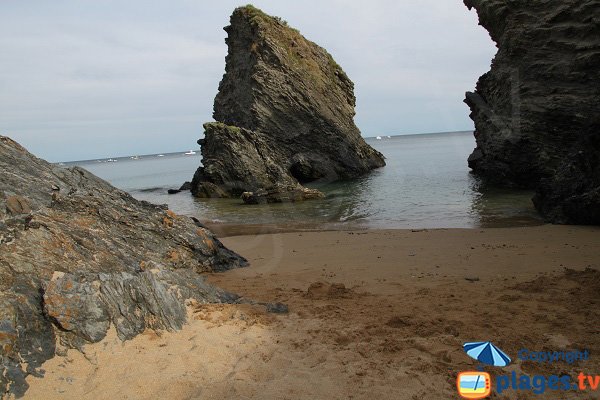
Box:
left=387, top=136, right=392, bottom=139
left=184, top=150, right=197, bottom=155
left=107, top=158, right=118, bottom=162
left=376, top=136, right=382, bottom=140
left=157, top=154, right=165, bottom=157
left=130, top=156, right=140, bottom=160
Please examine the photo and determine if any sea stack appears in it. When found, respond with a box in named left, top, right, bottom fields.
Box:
left=464, top=0, right=600, bottom=224
left=0, top=136, right=249, bottom=397
left=191, top=5, right=386, bottom=204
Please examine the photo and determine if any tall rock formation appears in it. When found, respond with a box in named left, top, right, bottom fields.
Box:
left=464, top=0, right=600, bottom=224
left=191, top=5, right=385, bottom=203
left=0, top=136, right=249, bottom=397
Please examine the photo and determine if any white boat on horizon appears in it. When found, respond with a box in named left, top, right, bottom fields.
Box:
left=184, top=150, right=197, bottom=155
left=376, top=136, right=382, bottom=140
left=157, top=154, right=165, bottom=157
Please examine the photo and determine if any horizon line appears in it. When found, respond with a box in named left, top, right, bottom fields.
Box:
left=60, top=130, right=474, bottom=164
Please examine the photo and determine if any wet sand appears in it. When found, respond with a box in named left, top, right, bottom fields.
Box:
left=24, top=225, right=600, bottom=399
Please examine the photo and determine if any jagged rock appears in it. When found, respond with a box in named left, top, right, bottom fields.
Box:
left=191, top=6, right=385, bottom=202
left=43, top=266, right=238, bottom=343
left=0, top=136, right=248, bottom=397
left=241, top=185, right=324, bottom=205
left=464, top=0, right=600, bottom=224
left=192, top=181, right=230, bottom=199
left=191, top=123, right=299, bottom=197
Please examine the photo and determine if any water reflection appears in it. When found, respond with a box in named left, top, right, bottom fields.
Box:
left=76, top=132, right=544, bottom=231
left=469, top=179, right=543, bottom=227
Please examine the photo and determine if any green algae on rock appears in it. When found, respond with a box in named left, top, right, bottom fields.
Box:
left=191, top=5, right=385, bottom=203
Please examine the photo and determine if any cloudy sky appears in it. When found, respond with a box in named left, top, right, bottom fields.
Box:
left=0, top=1, right=495, bottom=162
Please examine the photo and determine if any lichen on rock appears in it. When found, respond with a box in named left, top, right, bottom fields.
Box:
left=191, top=5, right=385, bottom=203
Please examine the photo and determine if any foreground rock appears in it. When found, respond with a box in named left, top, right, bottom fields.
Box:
left=191, top=6, right=385, bottom=203
left=0, top=136, right=248, bottom=397
left=464, top=0, right=600, bottom=224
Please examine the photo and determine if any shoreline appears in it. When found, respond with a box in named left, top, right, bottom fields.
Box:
left=201, top=221, right=358, bottom=238
left=22, top=225, right=600, bottom=399
left=201, top=219, right=546, bottom=238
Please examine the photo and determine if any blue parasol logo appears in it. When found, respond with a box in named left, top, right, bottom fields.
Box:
left=463, top=341, right=512, bottom=367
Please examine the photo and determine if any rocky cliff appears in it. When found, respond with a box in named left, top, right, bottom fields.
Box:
left=0, top=136, right=249, bottom=397
left=191, top=5, right=385, bottom=203
left=464, top=0, right=600, bottom=223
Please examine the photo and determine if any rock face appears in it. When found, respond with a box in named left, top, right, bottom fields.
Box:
left=191, top=6, right=385, bottom=202
left=464, top=0, right=600, bottom=224
left=0, top=136, right=248, bottom=397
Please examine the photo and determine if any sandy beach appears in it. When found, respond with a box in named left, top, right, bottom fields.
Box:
left=23, top=225, right=600, bottom=399
left=3, top=1, right=599, bottom=399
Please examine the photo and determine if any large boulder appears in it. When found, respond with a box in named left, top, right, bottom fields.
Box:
left=0, top=136, right=248, bottom=397
left=191, top=6, right=385, bottom=202
left=464, top=0, right=600, bottom=223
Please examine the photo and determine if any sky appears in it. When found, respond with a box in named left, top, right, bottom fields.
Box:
left=0, top=1, right=495, bottom=162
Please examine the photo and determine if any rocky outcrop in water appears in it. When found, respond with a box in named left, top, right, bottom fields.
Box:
left=0, top=136, right=248, bottom=398
left=191, top=6, right=385, bottom=203
left=464, top=0, right=600, bottom=224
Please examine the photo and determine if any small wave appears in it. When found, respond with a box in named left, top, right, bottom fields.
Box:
left=338, top=214, right=366, bottom=222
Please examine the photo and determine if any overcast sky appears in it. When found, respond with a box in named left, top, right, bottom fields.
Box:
left=0, top=1, right=495, bottom=162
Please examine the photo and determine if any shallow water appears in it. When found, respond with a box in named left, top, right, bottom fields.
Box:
left=69, top=132, right=542, bottom=230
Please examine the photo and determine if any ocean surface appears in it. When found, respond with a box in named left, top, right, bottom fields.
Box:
left=67, top=131, right=542, bottom=230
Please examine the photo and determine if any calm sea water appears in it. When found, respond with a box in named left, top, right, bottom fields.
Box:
left=68, top=132, right=542, bottom=230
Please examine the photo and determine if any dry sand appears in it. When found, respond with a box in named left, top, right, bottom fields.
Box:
left=24, top=225, right=600, bottom=399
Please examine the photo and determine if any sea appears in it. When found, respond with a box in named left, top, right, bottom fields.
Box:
left=66, top=131, right=543, bottom=231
